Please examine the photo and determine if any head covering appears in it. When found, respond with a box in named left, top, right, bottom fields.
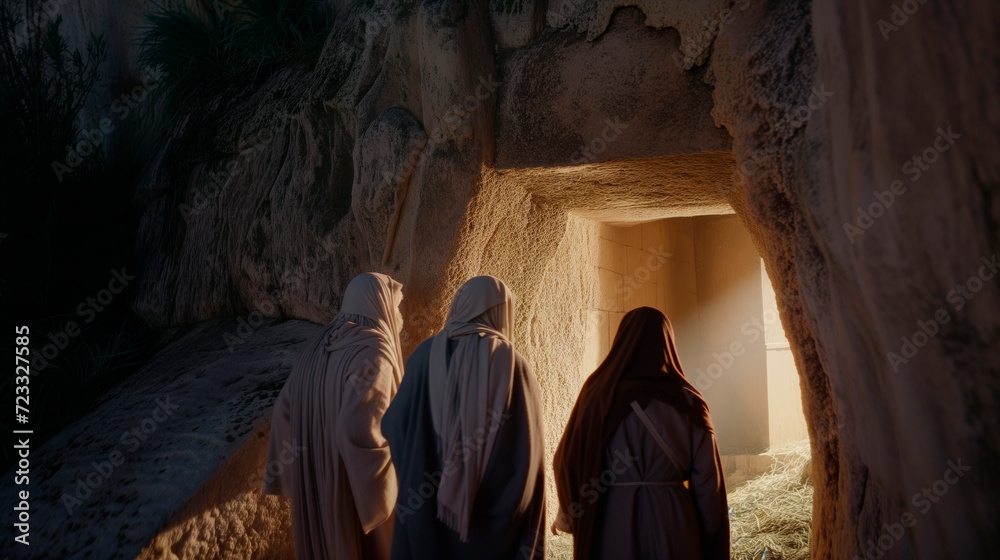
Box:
left=325, top=272, right=405, bottom=381
left=553, top=306, right=713, bottom=560
left=263, top=272, right=404, bottom=559
left=427, top=276, right=516, bottom=542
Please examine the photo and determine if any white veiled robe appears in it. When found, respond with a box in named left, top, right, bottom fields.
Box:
left=383, top=275, right=546, bottom=559
left=427, top=276, right=517, bottom=542
left=264, top=272, right=404, bottom=560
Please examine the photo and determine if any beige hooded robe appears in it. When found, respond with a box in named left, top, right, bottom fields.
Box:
left=264, top=272, right=405, bottom=560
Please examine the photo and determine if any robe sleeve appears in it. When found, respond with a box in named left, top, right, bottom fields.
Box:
left=553, top=505, right=572, bottom=534
left=336, top=349, right=399, bottom=534
left=263, top=381, right=293, bottom=496
left=689, top=424, right=730, bottom=560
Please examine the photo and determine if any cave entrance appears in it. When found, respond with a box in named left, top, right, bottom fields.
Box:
left=490, top=151, right=812, bottom=557
left=491, top=150, right=813, bottom=553
left=580, top=213, right=808, bottom=487
left=497, top=151, right=810, bottom=489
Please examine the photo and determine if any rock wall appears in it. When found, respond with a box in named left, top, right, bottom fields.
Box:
left=0, top=319, right=321, bottom=559
left=16, top=0, right=993, bottom=558
left=495, top=6, right=730, bottom=168
left=707, top=0, right=846, bottom=555
left=809, top=1, right=999, bottom=557
left=710, top=0, right=1000, bottom=557
left=136, top=416, right=295, bottom=560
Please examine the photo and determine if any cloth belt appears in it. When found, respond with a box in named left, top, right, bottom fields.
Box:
left=626, top=400, right=692, bottom=490
left=610, top=481, right=685, bottom=487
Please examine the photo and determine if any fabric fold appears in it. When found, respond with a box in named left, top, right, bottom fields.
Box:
left=553, top=306, right=719, bottom=560
left=426, top=276, right=516, bottom=542
left=263, top=272, right=405, bottom=560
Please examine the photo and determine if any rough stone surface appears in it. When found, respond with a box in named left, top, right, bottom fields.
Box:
left=352, top=105, right=428, bottom=268
left=710, top=0, right=1000, bottom=557
left=28, top=0, right=997, bottom=558
left=544, top=0, right=730, bottom=68
left=496, top=7, right=731, bottom=168
left=133, top=81, right=362, bottom=328
left=501, top=152, right=737, bottom=222
left=489, top=0, right=546, bottom=49
left=135, top=417, right=295, bottom=560
left=0, top=319, right=321, bottom=559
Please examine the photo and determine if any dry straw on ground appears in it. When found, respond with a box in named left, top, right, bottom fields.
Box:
left=729, top=439, right=813, bottom=560
left=546, top=439, right=813, bottom=559
left=549, top=533, right=574, bottom=559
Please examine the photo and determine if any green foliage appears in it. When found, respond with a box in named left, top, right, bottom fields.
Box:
left=137, top=0, right=241, bottom=108
left=0, top=314, right=162, bottom=470
left=138, top=0, right=331, bottom=109
left=0, top=2, right=157, bottom=473
left=50, top=320, right=155, bottom=387
left=0, top=0, right=107, bottom=180
left=0, top=1, right=124, bottom=319
left=236, top=0, right=326, bottom=58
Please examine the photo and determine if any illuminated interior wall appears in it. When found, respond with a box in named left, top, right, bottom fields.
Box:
left=589, top=214, right=807, bottom=453
left=691, top=215, right=769, bottom=454
left=582, top=218, right=700, bottom=377
left=761, top=261, right=810, bottom=447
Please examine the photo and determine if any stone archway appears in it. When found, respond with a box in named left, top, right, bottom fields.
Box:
left=375, top=2, right=998, bottom=558
left=402, top=5, right=835, bottom=555
left=118, top=1, right=998, bottom=558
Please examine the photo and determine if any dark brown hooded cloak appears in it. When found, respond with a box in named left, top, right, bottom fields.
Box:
left=553, top=306, right=728, bottom=560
